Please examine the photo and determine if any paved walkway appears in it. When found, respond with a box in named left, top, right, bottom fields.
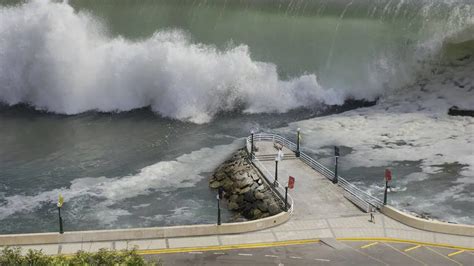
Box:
left=4, top=141, right=473, bottom=256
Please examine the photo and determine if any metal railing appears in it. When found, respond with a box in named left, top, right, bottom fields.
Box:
left=246, top=133, right=383, bottom=210
left=251, top=156, right=295, bottom=214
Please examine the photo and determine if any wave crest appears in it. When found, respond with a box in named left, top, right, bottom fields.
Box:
left=0, top=0, right=344, bottom=123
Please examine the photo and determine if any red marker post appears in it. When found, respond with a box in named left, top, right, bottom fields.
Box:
left=285, top=176, right=295, bottom=211
left=384, top=169, right=392, bottom=205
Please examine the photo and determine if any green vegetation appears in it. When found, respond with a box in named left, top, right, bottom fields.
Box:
left=0, top=246, right=161, bottom=266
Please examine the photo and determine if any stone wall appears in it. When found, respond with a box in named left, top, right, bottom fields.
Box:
left=209, top=149, right=283, bottom=220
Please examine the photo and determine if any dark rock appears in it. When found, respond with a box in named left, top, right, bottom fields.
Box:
left=256, top=201, right=268, bottom=212
left=214, top=171, right=227, bottom=181
left=238, top=186, right=251, bottom=194
left=448, top=106, right=474, bottom=117
left=228, top=202, right=240, bottom=210
left=243, top=191, right=256, bottom=202
left=236, top=195, right=244, bottom=205
left=251, top=209, right=262, bottom=219
left=222, top=179, right=234, bottom=191
left=268, top=203, right=281, bottom=215
left=229, top=194, right=238, bottom=202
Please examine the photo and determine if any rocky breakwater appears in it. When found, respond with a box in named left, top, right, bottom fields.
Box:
left=209, top=149, right=283, bottom=220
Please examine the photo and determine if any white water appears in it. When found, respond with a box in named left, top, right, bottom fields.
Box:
left=0, top=0, right=348, bottom=123
left=281, top=58, right=474, bottom=223
left=0, top=139, right=242, bottom=223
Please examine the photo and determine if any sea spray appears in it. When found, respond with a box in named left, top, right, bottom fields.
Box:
left=0, top=0, right=344, bottom=123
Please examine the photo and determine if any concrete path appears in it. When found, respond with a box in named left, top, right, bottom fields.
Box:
left=3, top=140, right=473, bottom=257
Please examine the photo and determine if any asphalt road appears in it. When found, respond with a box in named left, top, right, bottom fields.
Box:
left=145, top=240, right=473, bottom=266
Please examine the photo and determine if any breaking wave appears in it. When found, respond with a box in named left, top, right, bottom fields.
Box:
left=0, top=0, right=344, bottom=123
left=0, top=0, right=473, bottom=123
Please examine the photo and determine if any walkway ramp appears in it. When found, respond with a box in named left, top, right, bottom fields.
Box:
left=254, top=141, right=363, bottom=220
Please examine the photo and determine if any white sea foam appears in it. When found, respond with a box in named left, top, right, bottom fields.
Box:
left=0, top=0, right=347, bottom=123
left=284, top=56, right=474, bottom=175
left=280, top=59, right=474, bottom=223
left=0, top=140, right=242, bottom=221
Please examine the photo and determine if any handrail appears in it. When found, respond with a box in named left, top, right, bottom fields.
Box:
left=251, top=156, right=294, bottom=214
left=246, top=133, right=383, bottom=210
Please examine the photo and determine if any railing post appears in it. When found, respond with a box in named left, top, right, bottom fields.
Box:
left=295, top=128, right=301, bottom=157
left=250, top=131, right=254, bottom=159
left=333, top=146, right=339, bottom=184
left=274, top=159, right=278, bottom=186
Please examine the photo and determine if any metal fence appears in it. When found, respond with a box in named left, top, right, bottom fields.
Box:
left=246, top=133, right=383, bottom=210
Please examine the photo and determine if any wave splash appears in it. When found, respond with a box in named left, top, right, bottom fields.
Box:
left=0, top=0, right=344, bottom=123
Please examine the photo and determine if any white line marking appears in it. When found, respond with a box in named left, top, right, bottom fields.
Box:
left=238, top=253, right=253, bottom=256
left=315, top=258, right=331, bottom=262
left=213, top=252, right=225, bottom=255
left=188, top=251, right=203, bottom=254
left=265, top=255, right=279, bottom=258
left=290, top=256, right=303, bottom=259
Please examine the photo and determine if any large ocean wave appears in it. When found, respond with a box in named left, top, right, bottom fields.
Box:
left=0, top=0, right=344, bottom=123
left=0, top=0, right=472, bottom=123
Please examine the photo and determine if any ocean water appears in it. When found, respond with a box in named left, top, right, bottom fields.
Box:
left=0, top=0, right=472, bottom=233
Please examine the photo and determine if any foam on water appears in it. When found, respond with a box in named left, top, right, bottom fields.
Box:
left=0, top=140, right=242, bottom=222
left=281, top=57, right=474, bottom=223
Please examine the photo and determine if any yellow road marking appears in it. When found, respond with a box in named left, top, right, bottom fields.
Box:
left=136, top=239, right=319, bottom=255
left=448, top=250, right=465, bottom=257
left=383, top=242, right=426, bottom=266
left=338, top=237, right=474, bottom=251
left=425, top=246, right=462, bottom=266
left=360, top=242, right=379, bottom=249
left=404, top=245, right=422, bottom=252
left=342, top=242, right=388, bottom=266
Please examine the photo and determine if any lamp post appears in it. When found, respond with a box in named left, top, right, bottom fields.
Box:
left=295, top=128, right=301, bottom=157
left=384, top=169, right=392, bottom=205
left=217, top=187, right=224, bottom=225
left=217, top=194, right=221, bottom=225
left=57, top=194, right=64, bottom=234
left=274, top=149, right=283, bottom=186
left=333, top=146, right=339, bottom=184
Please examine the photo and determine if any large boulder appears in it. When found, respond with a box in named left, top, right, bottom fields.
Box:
left=214, top=171, right=227, bottom=181
left=222, top=178, right=234, bottom=191
left=268, top=203, right=281, bottom=215
left=237, top=176, right=253, bottom=189
left=209, top=181, right=221, bottom=189
left=251, top=209, right=262, bottom=219
left=256, top=201, right=268, bottom=212
left=228, top=202, right=240, bottom=210
left=254, top=191, right=265, bottom=200
left=243, top=191, right=256, bottom=203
